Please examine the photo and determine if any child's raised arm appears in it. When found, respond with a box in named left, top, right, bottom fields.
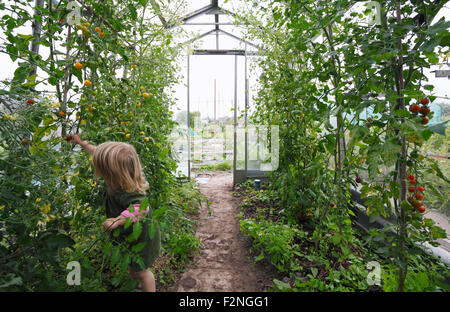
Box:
left=71, top=134, right=96, bottom=156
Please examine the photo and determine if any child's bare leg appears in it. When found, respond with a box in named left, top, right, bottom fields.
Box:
left=134, top=269, right=155, bottom=292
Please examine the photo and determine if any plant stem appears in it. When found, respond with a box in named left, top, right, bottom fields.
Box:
left=395, top=0, right=407, bottom=292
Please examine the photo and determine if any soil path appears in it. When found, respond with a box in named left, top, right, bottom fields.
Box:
left=176, top=172, right=275, bottom=292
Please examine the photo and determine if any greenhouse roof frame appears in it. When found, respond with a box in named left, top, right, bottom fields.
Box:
left=159, top=1, right=263, bottom=183
left=162, top=0, right=261, bottom=55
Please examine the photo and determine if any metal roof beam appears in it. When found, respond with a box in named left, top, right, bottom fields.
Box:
left=182, top=29, right=217, bottom=46
left=192, top=49, right=259, bottom=56
left=164, top=4, right=215, bottom=29
left=217, top=29, right=261, bottom=50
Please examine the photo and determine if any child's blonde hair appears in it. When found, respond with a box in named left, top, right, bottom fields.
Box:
left=92, top=141, right=149, bottom=194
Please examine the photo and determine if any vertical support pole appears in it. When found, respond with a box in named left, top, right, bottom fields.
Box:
left=187, top=51, right=191, bottom=180
left=244, top=44, right=248, bottom=179
left=30, top=0, right=44, bottom=77
left=214, top=79, right=217, bottom=123
left=215, top=14, right=219, bottom=50
left=233, top=54, right=238, bottom=185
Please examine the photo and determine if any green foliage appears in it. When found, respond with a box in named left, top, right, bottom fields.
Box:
left=420, top=124, right=450, bottom=215
left=169, top=233, right=201, bottom=262
left=196, top=161, right=232, bottom=172
left=240, top=218, right=306, bottom=272
left=0, top=0, right=202, bottom=291
left=237, top=0, right=450, bottom=291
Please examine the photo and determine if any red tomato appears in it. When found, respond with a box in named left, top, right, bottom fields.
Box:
left=420, top=98, right=430, bottom=105
left=409, top=104, right=420, bottom=114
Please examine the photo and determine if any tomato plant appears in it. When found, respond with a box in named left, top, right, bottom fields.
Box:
left=239, top=0, right=449, bottom=291
left=0, top=0, right=201, bottom=291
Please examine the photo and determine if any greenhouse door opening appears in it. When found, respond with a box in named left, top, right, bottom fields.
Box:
left=171, top=50, right=278, bottom=185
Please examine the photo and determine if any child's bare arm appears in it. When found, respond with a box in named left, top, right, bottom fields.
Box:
left=72, top=134, right=96, bottom=155
left=102, top=217, right=126, bottom=233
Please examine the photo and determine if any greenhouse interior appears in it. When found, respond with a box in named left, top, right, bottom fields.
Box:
left=0, top=0, right=449, bottom=295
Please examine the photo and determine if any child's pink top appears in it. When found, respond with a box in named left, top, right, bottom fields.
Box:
left=120, top=204, right=150, bottom=222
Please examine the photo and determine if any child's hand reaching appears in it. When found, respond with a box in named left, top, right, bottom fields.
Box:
left=102, top=217, right=126, bottom=233
left=69, top=133, right=96, bottom=155
left=71, top=133, right=84, bottom=145
left=102, top=218, right=119, bottom=233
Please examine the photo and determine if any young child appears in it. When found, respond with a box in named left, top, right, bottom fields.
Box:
left=72, top=134, right=161, bottom=292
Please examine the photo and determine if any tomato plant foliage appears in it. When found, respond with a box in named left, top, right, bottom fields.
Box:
left=0, top=0, right=202, bottom=291
left=237, top=0, right=449, bottom=291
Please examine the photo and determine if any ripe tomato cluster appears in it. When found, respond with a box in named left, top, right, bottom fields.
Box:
left=407, top=174, right=426, bottom=213
left=409, top=98, right=430, bottom=125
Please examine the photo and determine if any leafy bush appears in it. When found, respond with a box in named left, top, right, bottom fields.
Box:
left=420, top=124, right=450, bottom=216
left=0, top=0, right=203, bottom=291
left=239, top=218, right=306, bottom=273
left=196, top=161, right=232, bottom=172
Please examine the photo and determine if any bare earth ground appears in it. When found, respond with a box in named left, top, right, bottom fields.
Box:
left=175, top=172, right=279, bottom=292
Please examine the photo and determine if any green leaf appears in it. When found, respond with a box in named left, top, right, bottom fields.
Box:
left=111, top=246, right=120, bottom=265
left=311, top=267, right=318, bottom=278
left=331, top=234, right=341, bottom=245
left=127, top=221, right=142, bottom=242
left=273, top=279, right=292, bottom=292
left=152, top=205, right=168, bottom=220
left=148, top=221, right=156, bottom=239
left=17, top=34, right=34, bottom=42
left=425, top=182, right=443, bottom=199
left=139, top=198, right=149, bottom=212
left=255, top=252, right=265, bottom=261
left=104, top=241, right=113, bottom=254
left=132, top=242, right=147, bottom=252
left=421, top=129, right=434, bottom=141
left=424, top=52, right=439, bottom=64
left=430, top=160, right=450, bottom=184
left=394, top=109, right=410, bottom=118
left=121, top=253, right=131, bottom=270
left=0, top=275, right=22, bottom=288
left=6, top=44, right=18, bottom=61
left=124, top=217, right=133, bottom=229
left=72, top=67, right=83, bottom=84
left=48, top=76, right=58, bottom=86
left=440, top=35, right=450, bottom=47
left=127, top=4, right=137, bottom=19
left=43, top=232, right=75, bottom=249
